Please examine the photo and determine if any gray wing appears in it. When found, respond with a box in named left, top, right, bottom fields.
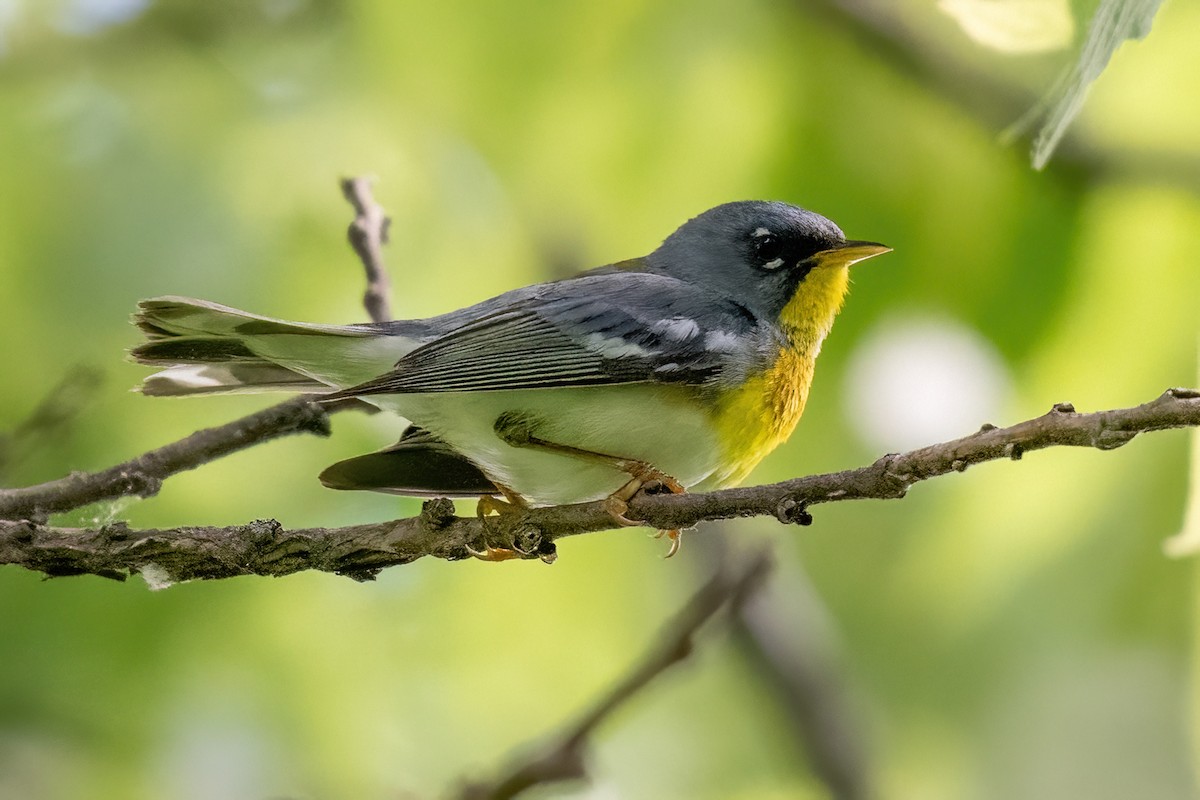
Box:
left=333, top=272, right=766, bottom=397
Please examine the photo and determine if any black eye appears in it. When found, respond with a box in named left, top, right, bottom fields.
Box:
left=754, top=235, right=786, bottom=270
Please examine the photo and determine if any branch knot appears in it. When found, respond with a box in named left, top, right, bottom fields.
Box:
left=775, top=498, right=813, bottom=526
left=420, top=498, right=457, bottom=530
left=291, top=401, right=333, bottom=437
left=117, top=469, right=161, bottom=498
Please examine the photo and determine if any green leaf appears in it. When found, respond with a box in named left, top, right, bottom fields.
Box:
left=1026, top=0, right=1166, bottom=169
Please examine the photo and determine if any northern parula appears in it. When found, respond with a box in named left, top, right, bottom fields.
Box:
left=133, top=201, right=888, bottom=555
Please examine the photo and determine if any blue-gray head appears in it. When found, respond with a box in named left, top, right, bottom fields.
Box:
left=645, top=201, right=888, bottom=320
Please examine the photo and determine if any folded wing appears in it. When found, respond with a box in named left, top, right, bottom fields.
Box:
left=330, top=272, right=763, bottom=398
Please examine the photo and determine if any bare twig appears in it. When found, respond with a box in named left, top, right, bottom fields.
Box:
left=0, top=396, right=342, bottom=521
left=0, top=366, right=104, bottom=482
left=2, top=390, right=1197, bottom=581
left=734, top=562, right=870, bottom=800
left=455, top=549, right=774, bottom=800
left=696, top=531, right=871, bottom=800
left=808, top=0, right=1028, bottom=132
left=340, top=176, right=393, bottom=324
left=0, top=177, right=394, bottom=522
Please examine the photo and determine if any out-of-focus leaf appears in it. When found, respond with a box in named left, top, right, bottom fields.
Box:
left=939, top=0, right=1074, bottom=54
left=1025, top=0, right=1165, bottom=169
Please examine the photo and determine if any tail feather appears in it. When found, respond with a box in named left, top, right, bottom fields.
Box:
left=141, top=364, right=329, bottom=396
left=133, top=296, right=375, bottom=340
left=130, top=336, right=261, bottom=365
left=318, top=426, right=498, bottom=496
left=131, top=296, right=418, bottom=397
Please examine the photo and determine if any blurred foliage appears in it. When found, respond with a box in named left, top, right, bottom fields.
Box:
left=1022, top=0, right=1167, bottom=168
left=1, top=0, right=1199, bottom=798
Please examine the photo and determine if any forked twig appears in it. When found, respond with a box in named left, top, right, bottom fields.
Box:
left=456, top=550, right=773, bottom=800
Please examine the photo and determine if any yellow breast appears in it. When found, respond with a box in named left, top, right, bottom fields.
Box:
left=707, top=265, right=851, bottom=488
left=709, top=347, right=814, bottom=487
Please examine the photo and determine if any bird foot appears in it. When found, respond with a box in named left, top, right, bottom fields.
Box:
left=470, top=490, right=536, bottom=562
left=602, top=495, right=643, bottom=528
left=604, top=468, right=687, bottom=557
left=620, top=464, right=685, bottom=495
left=464, top=540, right=524, bottom=562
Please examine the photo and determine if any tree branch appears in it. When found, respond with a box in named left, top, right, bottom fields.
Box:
left=340, top=176, right=393, bottom=324
left=0, top=366, right=104, bottom=483
left=455, top=549, right=774, bottom=800
left=693, top=531, right=872, bottom=800
left=0, top=396, right=343, bottom=523
left=733, top=559, right=871, bottom=799
left=2, top=389, right=1196, bottom=582
left=0, top=177, right=396, bottom=522
left=809, top=0, right=1028, bottom=132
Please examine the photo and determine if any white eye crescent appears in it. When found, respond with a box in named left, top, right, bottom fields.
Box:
left=752, top=227, right=772, bottom=238
left=763, top=257, right=784, bottom=270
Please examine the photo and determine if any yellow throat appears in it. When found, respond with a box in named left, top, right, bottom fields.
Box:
left=709, top=263, right=852, bottom=487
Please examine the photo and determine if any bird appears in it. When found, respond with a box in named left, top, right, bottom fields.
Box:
left=131, top=200, right=889, bottom=558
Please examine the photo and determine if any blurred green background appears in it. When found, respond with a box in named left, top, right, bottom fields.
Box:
left=2, top=0, right=1199, bottom=798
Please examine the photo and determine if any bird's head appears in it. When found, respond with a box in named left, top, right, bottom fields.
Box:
left=646, top=200, right=890, bottom=326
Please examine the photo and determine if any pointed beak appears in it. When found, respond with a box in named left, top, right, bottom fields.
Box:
left=811, top=240, right=892, bottom=269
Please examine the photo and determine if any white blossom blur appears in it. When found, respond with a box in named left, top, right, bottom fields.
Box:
left=844, top=315, right=1013, bottom=452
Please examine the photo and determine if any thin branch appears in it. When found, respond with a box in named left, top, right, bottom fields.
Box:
left=2, top=389, right=1197, bottom=581
left=340, top=176, right=393, bottom=324
left=0, top=396, right=340, bottom=522
left=0, top=177, right=394, bottom=522
left=455, top=549, right=774, bottom=800
left=809, top=0, right=1029, bottom=132
left=0, top=366, right=104, bottom=482
left=696, top=531, right=872, bottom=800
left=734, top=564, right=871, bottom=800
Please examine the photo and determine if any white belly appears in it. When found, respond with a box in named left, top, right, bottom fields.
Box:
left=369, top=384, right=720, bottom=506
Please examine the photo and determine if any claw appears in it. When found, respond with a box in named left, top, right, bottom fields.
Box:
left=465, top=540, right=523, bottom=562
left=603, top=470, right=687, bottom=557
left=603, top=495, right=643, bottom=528
left=652, top=528, right=684, bottom=558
